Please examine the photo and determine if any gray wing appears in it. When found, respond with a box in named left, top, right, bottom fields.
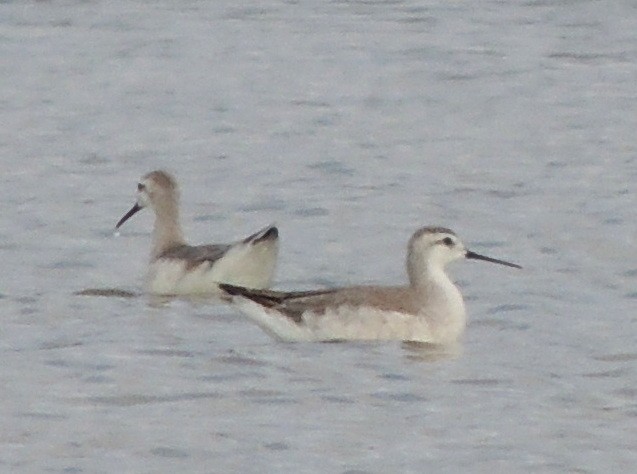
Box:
left=220, top=284, right=416, bottom=322
left=157, top=225, right=277, bottom=268
left=219, top=284, right=341, bottom=322
left=159, top=243, right=232, bottom=268
left=219, top=283, right=360, bottom=323
left=220, top=284, right=336, bottom=304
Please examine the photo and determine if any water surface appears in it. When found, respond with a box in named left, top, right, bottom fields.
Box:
left=1, top=0, right=636, bottom=472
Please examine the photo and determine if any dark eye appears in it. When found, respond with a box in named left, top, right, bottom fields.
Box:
left=442, top=237, right=454, bottom=247
left=137, top=183, right=145, bottom=192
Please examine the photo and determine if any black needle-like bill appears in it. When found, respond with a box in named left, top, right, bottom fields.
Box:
left=115, top=203, right=142, bottom=229
left=466, top=250, right=522, bottom=269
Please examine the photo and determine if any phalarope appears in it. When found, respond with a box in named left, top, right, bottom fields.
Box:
left=220, top=227, right=520, bottom=343
left=116, top=170, right=279, bottom=296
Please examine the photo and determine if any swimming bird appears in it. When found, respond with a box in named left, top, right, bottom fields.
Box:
left=115, top=170, right=279, bottom=296
left=219, top=227, right=520, bottom=343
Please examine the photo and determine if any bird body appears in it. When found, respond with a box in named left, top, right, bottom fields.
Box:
left=221, top=227, right=520, bottom=343
left=116, top=170, right=278, bottom=296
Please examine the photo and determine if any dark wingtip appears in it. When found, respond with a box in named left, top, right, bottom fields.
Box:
left=262, top=226, right=278, bottom=240
left=219, top=284, right=286, bottom=308
left=219, top=283, right=244, bottom=296
left=250, top=226, right=279, bottom=244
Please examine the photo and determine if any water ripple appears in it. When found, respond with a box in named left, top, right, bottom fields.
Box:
left=81, top=392, right=222, bottom=407
left=593, top=353, right=637, bottom=362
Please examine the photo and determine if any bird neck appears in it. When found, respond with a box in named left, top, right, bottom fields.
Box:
left=407, top=251, right=440, bottom=289
left=408, top=259, right=453, bottom=295
left=408, top=257, right=467, bottom=343
left=151, top=200, right=185, bottom=259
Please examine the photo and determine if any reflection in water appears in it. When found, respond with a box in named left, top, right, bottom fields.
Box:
left=78, top=392, right=222, bottom=407
left=401, top=341, right=462, bottom=362
left=74, top=288, right=139, bottom=298
left=73, top=288, right=225, bottom=308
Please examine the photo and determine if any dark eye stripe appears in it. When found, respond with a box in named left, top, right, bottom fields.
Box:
left=137, top=183, right=145, bottom=191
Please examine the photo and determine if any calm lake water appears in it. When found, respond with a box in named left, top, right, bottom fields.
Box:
left=1, top=0, right=636, bottom=472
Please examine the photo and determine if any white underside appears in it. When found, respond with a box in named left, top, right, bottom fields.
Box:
left=146, top=239, right=278, bottom=295
left=231, top=296, right=462, bottom=343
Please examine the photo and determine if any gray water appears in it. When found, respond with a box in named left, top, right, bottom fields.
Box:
left=2, top=1, right=636, bottom=472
